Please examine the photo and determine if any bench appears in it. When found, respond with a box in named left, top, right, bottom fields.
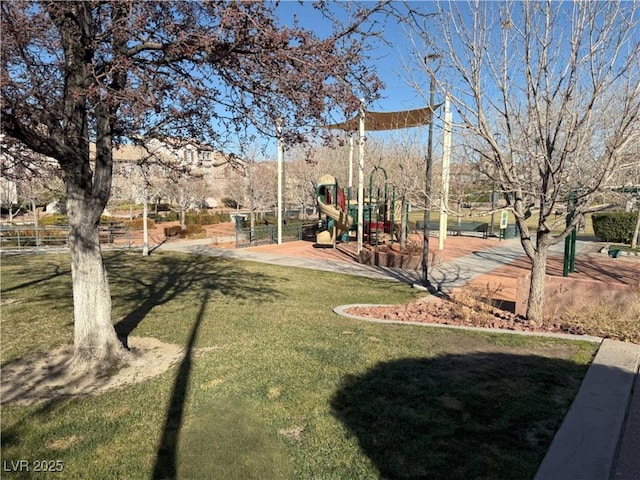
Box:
left=415, top=221, right=489, bottom=239
left=447, top=222, right=489, bottom=238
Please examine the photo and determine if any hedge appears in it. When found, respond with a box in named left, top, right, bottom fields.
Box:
left=164, top=225, right=183, bottom=237
left=123, top=218, right=155, bottom=229
left=185, top=212, right=230, bottom=225
left=39, top=215, right=68, bottom=226
left=591, top=211, right=637, bottom=243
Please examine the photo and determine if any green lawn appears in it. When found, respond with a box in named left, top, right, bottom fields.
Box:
left=1, top=251, right=597, bottom=479
left=410, top=209, right=596, bottom=237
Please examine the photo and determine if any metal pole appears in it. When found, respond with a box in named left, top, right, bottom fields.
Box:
left=439, top=93, right=452, bottom=250
left=490, top=182, right=496, bottom=235
left=422, top=66, right=436, bottom=288
left=569, top=228, right=577, bottom=273
left=142, top=185, right=149, bottom=256
left=277, top=120, right=283, bottom=245
left=348, top=135, right=354, bottom=191
left=357, top=99, right=365, bottom=254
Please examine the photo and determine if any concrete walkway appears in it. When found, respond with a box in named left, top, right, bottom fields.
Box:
left=158, top=237, right=639, bottom=480
left=159, top=238, right=593, bottom=291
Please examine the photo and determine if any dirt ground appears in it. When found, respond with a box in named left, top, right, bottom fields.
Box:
left=1, top=337, right=185, bottom=406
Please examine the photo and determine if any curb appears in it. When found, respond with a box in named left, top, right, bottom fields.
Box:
left=333, top=304, right=604, bottom=344
left=534, top=340, right=640, bottom=480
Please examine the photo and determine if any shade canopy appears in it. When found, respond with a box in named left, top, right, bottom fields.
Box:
left=325, top=105, right=440, bottom=132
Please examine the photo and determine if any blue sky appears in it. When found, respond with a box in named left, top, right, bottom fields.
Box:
left=255, top=1, right=438, bottom=156
left=274, top=1, right=434, bottom=113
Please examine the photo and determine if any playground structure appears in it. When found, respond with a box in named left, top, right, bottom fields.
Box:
left=315, top=168, right=403, bottom=248
left=315, top=174, right=354, bottom=246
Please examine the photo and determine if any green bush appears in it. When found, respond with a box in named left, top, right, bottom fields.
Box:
left=160, top=212, right=179, bottom=222
left=40, top=215, right=68, bottom=226
left=221, top=197, right=239, bottom=208
left=123, top=218, right=155, bottom=229
left=164, top=225, right=183, bottom=237
left=180, top=225, right=206, bottom=238
left=592, top=211, right=637, bottom=243
left=149, top=212, right=179, bottom=223
left=185, top=213, right=231, bottom=225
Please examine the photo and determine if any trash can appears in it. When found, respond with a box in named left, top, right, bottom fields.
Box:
left=232, top=214, right=246, bottom=230
left=503, top=224, right=519, bottom=239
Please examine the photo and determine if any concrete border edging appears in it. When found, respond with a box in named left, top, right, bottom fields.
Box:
left=333, top=304, right=604, bottom=343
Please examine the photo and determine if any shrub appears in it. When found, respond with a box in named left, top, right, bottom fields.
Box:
left=221, top=197, right=239, bottom=208
left=592, top=211, right=636, bottom=243
left=561, top=286, right=640, bottom=344
left=164, top=225, right=183, bottom=237
left=40, top=215, right=68, bottom=226
left=123, top=218, right=155, bottom=229
left=180, top=225, right=206, bottom=238
left=161, top=212, right=179, bottom=222
left=185, top=213, right=231, bottom=225
left=185, top=214, right=208, bottom=226
left=213, top=212, right=230, bottom=223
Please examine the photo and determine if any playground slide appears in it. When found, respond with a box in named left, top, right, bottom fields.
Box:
left=316, top=177, right=353, bottom=246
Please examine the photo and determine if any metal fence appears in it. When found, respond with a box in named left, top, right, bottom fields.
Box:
left=0, top=224, right=132, bottom=251
left=235, top=221, right=317, bottom=248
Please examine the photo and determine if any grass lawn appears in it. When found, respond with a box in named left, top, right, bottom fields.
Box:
left=409, top=209, right=596, bottom=238
left=1, top=251, right=597, bottom=479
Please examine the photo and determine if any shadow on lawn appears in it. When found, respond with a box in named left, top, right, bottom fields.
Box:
left=104, top=252, right=281, bottom=480
left=331, top=352, right=589, bottom=480
left=106, top=251, right=280, bottom=344
left=152, top=290, right=209, bottom=480
left=1, top=251, right=281, bottom=479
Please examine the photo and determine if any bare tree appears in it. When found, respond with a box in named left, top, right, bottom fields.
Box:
left=379, top=131, right=427, bottom=247
left=404, top=0, right=640, bottom=322
left=285, top=158, right=323, bottom=219
left=1, top=1, right=385, bottom=372
left=226, top=155, right=277, bottom=231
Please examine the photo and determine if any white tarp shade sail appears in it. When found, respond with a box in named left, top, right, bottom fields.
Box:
left=325, top=105, right=440, bottom=131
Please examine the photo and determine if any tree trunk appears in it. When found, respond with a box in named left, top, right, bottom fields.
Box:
left=525, top=247, right=548, bottom=325
left=631, top=207, right=640, bottom=249
left=67, top=197, right=129, bottom=374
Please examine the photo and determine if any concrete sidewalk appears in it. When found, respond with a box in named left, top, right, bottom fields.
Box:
left=534, top=340, right=640, bottom=480
left=159, top=238, right=639, bottom=480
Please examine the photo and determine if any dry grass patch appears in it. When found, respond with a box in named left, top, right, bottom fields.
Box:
left=559, top=287, right=640, bottom=344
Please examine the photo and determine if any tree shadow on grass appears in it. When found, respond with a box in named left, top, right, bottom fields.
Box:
left=152, top=290, right=208, bottom=480
left=105, top=251, right=281, bottom=345
left=104, top=252, right=283, bottom=480
left=331, top=353, right=589, bottom=480
left=1, top=251, right=282, bottom=479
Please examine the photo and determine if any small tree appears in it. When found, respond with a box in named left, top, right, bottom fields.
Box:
left=404, top=0, right=640, bottom=322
